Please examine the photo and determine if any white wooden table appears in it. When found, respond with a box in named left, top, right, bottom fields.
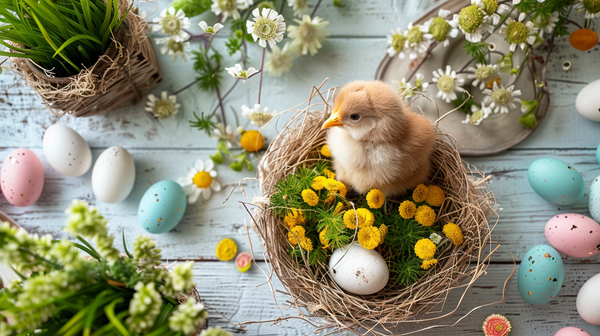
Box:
left=2, top=0, right=600, bottom=335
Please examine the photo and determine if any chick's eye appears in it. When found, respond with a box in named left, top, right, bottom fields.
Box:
left=350, top=114, right=360, bottom=121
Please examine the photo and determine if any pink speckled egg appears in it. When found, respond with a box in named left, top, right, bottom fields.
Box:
left=555, top=327, right=591, bottom=336
left=1, top=148, right=44, bottom=207
left=545, top=213, right=600, bottom=258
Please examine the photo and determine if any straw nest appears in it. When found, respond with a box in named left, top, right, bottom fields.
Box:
left=245, top=83, right=499, bottom=335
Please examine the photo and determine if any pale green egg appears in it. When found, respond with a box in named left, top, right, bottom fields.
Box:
left=527, top=158, right=585, bottom=205
left=138, top=180, right=187, bottom=234
left=518, top=244, right=564, bottom=305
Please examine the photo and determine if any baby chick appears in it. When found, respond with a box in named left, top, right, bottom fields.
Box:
left=322, top=80, right=436, bottom=196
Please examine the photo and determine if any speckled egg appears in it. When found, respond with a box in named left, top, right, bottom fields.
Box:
left=577, top=273, right=600, bottom=325
left=555, top=327, right=591, bottom=336
left=42, top=124, right=92, bottom=177
left=138, top=180, right=186, bottom=234
left=545, top=213, right=600, bottom=258
left=329, top=243, right=389, bottom=295
left=91, top=146, right=135, bottom=204
left=589, top=175, right=600, bottom=223
left=528, top=158, right=585, bottom=205
left=1, top=148, right=44, bottom=207
left=518, top=245, right=564, bottom=305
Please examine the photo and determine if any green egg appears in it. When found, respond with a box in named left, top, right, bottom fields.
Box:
left=527, top=158, right=585, bottom=205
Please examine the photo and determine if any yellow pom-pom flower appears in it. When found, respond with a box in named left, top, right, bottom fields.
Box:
left=334, top=202, right=345, bottom=214
left=288, top=226, right=306, bottom=246
left=421, top=258, right=438, bottom=270
left=319, top=228, right=330, bottom=249
left=426, top=185, right=445, bottom=207
left=323, top=169, right=335, bottom=179
left=216, top=238, right=238, bottom=261
left=311, top=176, right=326, bottom=191
left=415, top=205, right=436, bottom=227
left=379, top=224, right=388, bottom=242
left=336, top=181, right=347, bottom=198
left=283, top=209, right=305, bottom=228
left=321, top=144, right=331, bottom=157
left=343, top=208, right=375, bottom=229
left=323, top=178, right=340, bottom=193
left=324, top=194, right=336, bottom=204
left=412, top=184, right=429, bottom=202
left=301, top=189, right=319, bottom=206
left=300, top=237, right=314, bottom=251
left=443, top=223, right=464, bottom=246
left=398, top=200, right=416, bottom=219
left=414, top=238, right=436, bottom=260
left=366, top=189, right=385, bottom=209
left=358, top=226, right=381, bottom=250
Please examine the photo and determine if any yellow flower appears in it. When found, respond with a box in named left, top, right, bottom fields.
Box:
left=301, top=189, right=319, bottom=206
left=412, top=184, right=429, bottom=202
left=323, top=169, right=335, bottom=179
left=443, top=223, right=464, bottom=246
left=323, top=178, right=339, bottom=192
left=415, top=205, right=436, bottom=227
left=343, top=208, right=375, bottom=229
left=319, top=228, right=330, bottom=249
left=312, top=176, right=326, bottom=190
left=320, top=144, right=331, bottom=157
left=283, top=209, right=305, bottom=228
left=414, top=238, right=436, bottom=260
left=398, top=200, right=416, bottom=219
left=300, top=237, right=314, bottom=251
left=426, top=185, right=445, bottom=207
left=334, top=202, right=344, bottom=215
left=421, top=258, right=438, bottom=270
left=336, top=181, right=347, bottom=198
left=216, top=238, right=237, bottom=261
left=366, top=189, right=385, bottom=209
left=288, top=226, right=306, bottom=246
left=379, top=224, right=388, bottom=242
left=324, top=194, right=336, bottom=204
left=358, top=226, right=381, bottom=250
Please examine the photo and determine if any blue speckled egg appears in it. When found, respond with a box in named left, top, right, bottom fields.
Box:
left=138, top=180, right=186, bottom=234
left=590, top=175, right=600, bottom=222
left=527, top=158, right=585, bottom=205
left=518, top=245, right=564, bottom=305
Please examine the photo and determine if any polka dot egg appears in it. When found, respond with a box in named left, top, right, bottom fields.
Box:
left=589, top=175, right=600, bottom=223
left=1, top=148, right=44, bottom=207
left=518, top=245, right=564, bottom=305
left=138, top=180, right=186, bottom=234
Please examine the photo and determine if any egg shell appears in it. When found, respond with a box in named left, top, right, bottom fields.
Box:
left=575, top=79, right=600, bottom=122
left=590, top=176, right=600, bottom=223
left=545, top=213, right=600, bottom=258
left=42, top=124, right=92, bottom=177
left=91, top=146, right=135, bottom=203
left=518, top=245, right=564, bottom=305
left=1, top=148, right=44, bottom=207
left=577, top=273, right=600, bottom=325
left=138, top=180, right=186, bottom=234
left=328, top=243, right=389, bottom=295
left=554, top=327, right=591, bottom=336
left=528, top=158, right=585, bottom=205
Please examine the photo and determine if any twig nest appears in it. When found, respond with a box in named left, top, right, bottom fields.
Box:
left=569, top=28, right=599, bottom=51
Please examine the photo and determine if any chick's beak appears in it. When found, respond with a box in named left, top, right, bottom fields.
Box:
left=322, top=111, right=346, bottom=129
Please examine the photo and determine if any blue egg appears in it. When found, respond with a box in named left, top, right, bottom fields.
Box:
left=527, top=158, right=585, bottom=205
left=138, top=180, right=186, bottom=234
left=518, top=245, right=564, bottom=305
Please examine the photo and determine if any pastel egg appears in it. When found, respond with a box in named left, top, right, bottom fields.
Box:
left=528, top=158, right=585, bottom=205
left=545, top=213, right=600, bottom=257
left=555, top=327, right=591, bottom=336
left=1, top=148, right=44, bottom=207
left=590, top=176, right=600, bottom=222
left=575, top=78, right=600, bottom=122
left=518, top=245, right=564, bottom=305
left=91, top=146, right=135, bottom=203
left=138, top=180, right=186, bottom=234
left=577, top=273, right=600, bottom=325
left=42, top=124, right=92, bottom=177
left=329, top=242, right=389, bottom=295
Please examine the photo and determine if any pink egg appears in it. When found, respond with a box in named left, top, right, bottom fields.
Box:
left=555, top=327, right=591, bottom=336
left=545, top=213, right=600, bottom=258
left=1, top=148, right=44, bottom=207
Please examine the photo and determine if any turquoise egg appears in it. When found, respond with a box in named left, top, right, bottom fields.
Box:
left=138, top=180, right=186, bottom=234
left=518, top=245, right=564, bottom=305
left=527, top=158, right=585, bottom=205
left=590, top=175, right=600, bottom=222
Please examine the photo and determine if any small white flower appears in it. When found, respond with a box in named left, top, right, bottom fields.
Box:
left=152, top=7, right=190, bottom=42
left=211, top=0, right=252, bottom=22
left=169, top=298, right=207, bottom=335
left=500, top=12, right=539, bottom=52
left=576, top=0, right=600, bottom=19
left=422, top=9, right=459, bottom=47
left=386, top=28, right=407, bottom=59
left=241, top=104, right=275, bottom=126
left=432, top=65, right=465, bottom=103
left=145, top=91, right=180, bottom=119
left=461, top=104, right=490, bottom=125
left=211, top=123, right=243, bottom=147
left=155, top=37, right=190, bottom=62
left=177, top=159, right=222, bottom=204
left=198, top=21, right=224, bottom=35
left=453, top=4, right=494, bottom=42
left=225, top=63, right=258, bottom=82
left=393, top=73, right=429, bottom=101
left=533, top=12, right=559, bottom=37
left=404, top=22, right=430, bottom=60
left=482, top=81, right=522, bottom=114
left=467, top=63, right=500, bottom=90
left=265, top=42, right=295, bottom=77
left=473, top=0, right=511, bottom=25
left=287, top=15, right=330, bottom=56
left=288, top=0, right=308, bottom=17
left=247, top=8, right=286, bottom=48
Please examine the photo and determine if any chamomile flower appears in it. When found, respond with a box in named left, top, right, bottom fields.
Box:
left=287, top=15, right=330, bottom=56
left=152, top=7, right=190, bottom=42
left=533, top=12, right=559, bottom=37
left=461, top=105, right=489, bottom=126
left=467, top=63, right=500, bottom=90
left=500, top=12, right=539, bottom=52
left=211, top=123, right=243, bottom=147
left=432, top=65, right=465, bottom=103
left=198, top=21, right=224, bottom=35
left=386, top=28, right=407, bottom=59
left=576, top=0, right=600, bottom=19
left=473, top=0, right=511, bottom=25
left=422, top=9, right=459, bottom=47
left=393, top=73, right=429, bottom=100
left=155, top=37, right=190, bottom=62
left=453, top=4, right=493, bottom=42
left=225, top=63, right=258, bottom=82
left=404, top=22, right=430, bottom=60
left=177, top=159, right=222, bottom=204
left=145, top=91, right=180, bottom=119
left=247, top=8, right=286, bottom=48
left=265, top=43, right=295, bottom=77
left=482, top=82, right=522, bottom=114
left=241, top=104, right=275, bottom=126
left=211, top=0, right=252, bottom=22
left=288, top=0, right=308, bottom=17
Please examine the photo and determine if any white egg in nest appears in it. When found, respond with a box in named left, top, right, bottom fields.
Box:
left=328, top=243, right=389, bottom=295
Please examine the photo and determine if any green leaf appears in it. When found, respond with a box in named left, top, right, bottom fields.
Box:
left=520, top=99, right=538, bottom=114
left=172, top=0, right=213, bottom=17
left=210, top=150, right=223, bottom=165
left=519, top=111, right=538, bottom=128
left=245, top=158, right=253, bottom=171
left=463, top=40, right=487, bottom=64
left=53, top=34, right=102, bottom=57
left=189, top=111, right=217, bottom=136
left=333, top=0, right=342, bottom=6
left=230, top=160, right=243, bottom=172
left=121, top=229, right=133, bottom=259
left=216, top=139, right=230, bottom=155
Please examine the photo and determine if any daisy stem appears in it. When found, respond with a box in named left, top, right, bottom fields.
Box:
left=565, top=19, right=583, bottom=30
left=257, top=48, right=266, bottom=104
left=311, top=0, right=323, bottom=18
left=172, top=79, right=200, bottom=96
left=210, top=80, right=240, bottom=118
left=215, top=84, right=227, bottom=126
left=406, top=41, right=437, bottom=82
left=279, top=0, right=286, bottom=14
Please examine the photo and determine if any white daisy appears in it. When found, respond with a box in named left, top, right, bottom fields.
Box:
left=473, top=0, right=511, bottom=25
left=287, top=15, right=329, bottom=56
left=152, top=7, right=190, bottom=42
left=432, top=65, right=465, bottom=103
left=155, top=37, right=190, bottom=62
left=576, top=0, right=600, bottom=19
left=393, top=73, right=429, bottom=100
left=198, top=21, right=224, bottom=35
left=247, top=8, right=286, bottom=48
left=386, top=28, right=407, bottom=59
left=422, top=9, right=459, bottom=47
left=241, top=104, right=275, bottom=126
left=225, top=63, right=258, bottom=82
left=211, top=0, right=252, bottom=22
left=177, top=159, right=221, bottom=204
left=404, top=22, right=430, bottom=60
left=453, top=4, right=494, bottom=42
left=265, top=42, right=295, bottom=77
left=461, top=104, right=490, bottom=125
left=482, top=81, right=522, bottom=114
left=287, top=0, right=308, bottom=17
left=500, top=12, right=539, bottom=52
left=467, top=63, right=500, bottom=90
left=145, top=91, right=180, bottom=119
left=533, top=12, right=559, bottom=37
left=211, top=123, right=243, bottom=147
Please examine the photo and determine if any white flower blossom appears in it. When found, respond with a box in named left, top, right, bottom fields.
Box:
left=576, top=0, right=600, bottom=19
left=461, top=104, right=490, bottom=125
left=241, top=104, right=275, bottom=126
left=145, top=91, right=180, bottom=119
left=156, top=37, right=190, bottom=62
left=169, top=298, right=207, bottom=335
left=422, top=9, right=459, bottom=47
left=152, top=7, right=190, bottom=42
left=432, top=65, right=465, bottom=103
left=199, top=21, right=224, bottom=35
left=247, top=8, right=286, bottom=48
left=225, top=63, right=258, bottom=82
left=467, top=63, right=500, bottom=90
left=386, top=28, right=407, bottom=59
left=500, top=12, right=539, bottom=52
left=161, top=261, right=196, bottom=296
left=211, top=0, right=252, bottom=22
left=473, top=0, right=511, bottom=25
left=287, top=0, right=308, bottom=17
left=211, top=123, right=243, bottom=147
left=287, top=15, right=330, bottom=56
left=177, top=159, right=221, bottom=204
left=453, top=4, right=494, bottom=42
left=404, top=22, right=430, bottom=60
left=127, top=282, right=162, bottom=334
left=265, top=42, right=295, bottom=77
left=533, top=11, right=559, bottom=37
left=482, top=81, right=522, bottom=114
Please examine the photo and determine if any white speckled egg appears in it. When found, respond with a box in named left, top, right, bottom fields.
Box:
left=43, top=124, right=92, bottom=177
left=328, top=243, right=389, bottom=295
left=91, top=146, right=135, bottom=203
left=589, top=175, right=600, bottom=223
left=576, top=79, right=600, bottom=122
left=577, top=273, right=600, bottom=325
left=545, top=213, right=600, bottom=258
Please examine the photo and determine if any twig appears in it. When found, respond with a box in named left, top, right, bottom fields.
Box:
left=406, top=42, right=437, bottom=82
left=257, top=48, right=266, bottom=104
left=172, top=79, right=200, bottom=96
left=565, top=18, right=583, bottom=29
left=279, top=0, right=286, bottom=14
left=311, top=0, right=323, bottom=18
